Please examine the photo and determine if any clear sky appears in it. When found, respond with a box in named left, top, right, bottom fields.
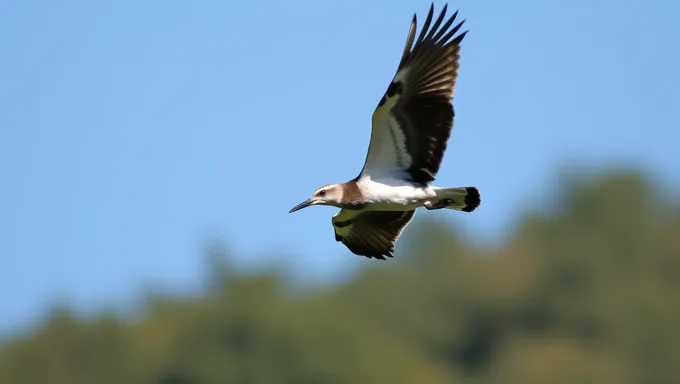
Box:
left=1, top=0, right=679, bottom=333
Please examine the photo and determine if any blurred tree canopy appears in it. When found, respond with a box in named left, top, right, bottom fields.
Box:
left=1, top=170, right=679, bottom=383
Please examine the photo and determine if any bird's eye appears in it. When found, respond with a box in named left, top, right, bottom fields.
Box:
left=318, top=190, right=327, bottom=196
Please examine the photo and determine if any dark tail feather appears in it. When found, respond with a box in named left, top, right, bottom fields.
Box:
left=438, top=186, right=481, bottom=212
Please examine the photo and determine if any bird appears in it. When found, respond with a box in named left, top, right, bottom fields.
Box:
left=289, top=3, right=480, bottom=260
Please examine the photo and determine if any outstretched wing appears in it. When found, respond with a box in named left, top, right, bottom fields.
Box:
left=359, top=3, right=467, bottom=185
left=332, top=209, right=416, bottom=260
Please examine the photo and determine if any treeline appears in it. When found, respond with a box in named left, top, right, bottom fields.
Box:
left=1, top=170, right=679, bottom=383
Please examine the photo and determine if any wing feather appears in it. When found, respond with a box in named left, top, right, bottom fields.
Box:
left=359, top=3, right=468, bottom=185
left=332, top=210, right=416, bottom=260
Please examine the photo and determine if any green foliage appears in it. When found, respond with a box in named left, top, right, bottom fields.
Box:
left=1, top=170, right=679, bottom=383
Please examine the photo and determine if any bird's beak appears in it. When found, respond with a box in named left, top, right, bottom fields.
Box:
left=289, top=198, right=315, bottom=213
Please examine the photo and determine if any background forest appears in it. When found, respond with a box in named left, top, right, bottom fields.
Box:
left=1, top=169, right=679, bottom=383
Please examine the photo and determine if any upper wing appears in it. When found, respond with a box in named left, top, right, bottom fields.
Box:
left=359, top=3, right=467, bottom=185
left=332, top=209, right=416, bottom=260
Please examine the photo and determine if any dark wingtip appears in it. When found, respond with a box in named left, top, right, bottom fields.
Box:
left=359, top=250, right=393, bottom=260
left=462, top=187, right=481, bottom=212
left=453, top=29, right=469, bottom=45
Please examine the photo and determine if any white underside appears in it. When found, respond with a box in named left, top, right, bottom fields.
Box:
left=332, top=175, right=439, bottom=229
left=332, top=174, right=452, bottom=229
left=356, top=175, right=439, bottom=211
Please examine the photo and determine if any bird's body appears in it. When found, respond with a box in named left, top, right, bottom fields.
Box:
left=289, top=3, right=481, bottom=259
left=354, top=175, right=437, bottom=209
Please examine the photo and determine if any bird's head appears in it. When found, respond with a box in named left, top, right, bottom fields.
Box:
left=289, top=184, right=344, bottom=213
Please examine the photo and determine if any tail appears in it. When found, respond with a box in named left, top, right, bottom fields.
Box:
left=434, top=187, right=481, bottom=212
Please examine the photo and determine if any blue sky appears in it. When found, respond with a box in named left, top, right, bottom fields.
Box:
left=1, top=0, right=678, bottom=333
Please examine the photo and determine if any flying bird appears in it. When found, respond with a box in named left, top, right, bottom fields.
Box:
left=289, top=3, right=480, bottom=259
